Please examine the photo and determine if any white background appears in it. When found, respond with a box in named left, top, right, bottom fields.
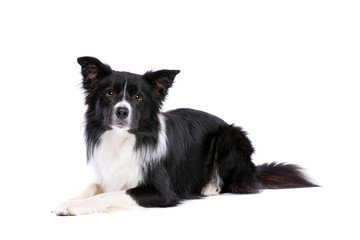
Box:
left=1, top=0, right=359, bottom=239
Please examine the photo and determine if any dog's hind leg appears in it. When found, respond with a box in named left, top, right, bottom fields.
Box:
left=201, top=166, right=222, bottom=196
left=201, top=182, right=221, bottom=196
left=215, top=124, right=261, bottom=194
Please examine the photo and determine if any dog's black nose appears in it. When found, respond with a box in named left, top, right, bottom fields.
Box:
left=115, top=107, right=129, bottom=119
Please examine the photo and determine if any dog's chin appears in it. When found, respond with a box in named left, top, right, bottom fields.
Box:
left=111, top=125, right=132, bottom=135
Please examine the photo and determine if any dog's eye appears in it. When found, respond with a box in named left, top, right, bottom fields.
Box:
left=105, top=90, right=115, bottom=98
left=133, top=94, right=143, bottom=102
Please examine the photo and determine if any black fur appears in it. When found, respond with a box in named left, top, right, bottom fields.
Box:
left=78, top=56, right=317, bottom=208
left=257, top=162, right=317, bottom=189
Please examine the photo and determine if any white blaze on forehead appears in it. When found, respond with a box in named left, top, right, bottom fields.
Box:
left=115, top=79, right=130, bottom=117
left=122, top=80, right=128, bottom=101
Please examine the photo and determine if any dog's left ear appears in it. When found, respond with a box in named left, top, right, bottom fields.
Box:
left=143, top=70, right=180, bottom=99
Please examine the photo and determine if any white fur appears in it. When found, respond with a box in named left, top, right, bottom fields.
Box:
left=122, top=80, right=128, bottom=101
left=89, top=113, right=168, bottom=193
left=54, top=190, right=142, bottom=216
left=69, top=183, right=102, bottom=200
left=201, top=183, right=221, bottom=196
left=55, top=114, right=168, bottom=215
left=112, top=100, right=133, bottom=131
left=201, top=164, right=222, bottom=196
left=89, top=129, right=143, bottom=192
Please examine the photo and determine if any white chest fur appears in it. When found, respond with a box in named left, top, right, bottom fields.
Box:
left=89, top=115, right=168, bottom=193
left=89, top=130, right=144, bottom=192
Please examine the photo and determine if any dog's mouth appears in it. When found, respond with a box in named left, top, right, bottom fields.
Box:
left=110, top=121, right=130, bottom=130
left=110, top=117, right=137, bottom=132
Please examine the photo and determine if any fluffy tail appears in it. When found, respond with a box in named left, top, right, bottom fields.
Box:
left=257, top=162, right=318, bottom=189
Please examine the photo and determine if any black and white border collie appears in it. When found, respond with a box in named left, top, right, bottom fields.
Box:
left=54, top=57, right=317, bottom=216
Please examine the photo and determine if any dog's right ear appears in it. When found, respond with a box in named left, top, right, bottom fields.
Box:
left=77, top=56, right=112, bottom=90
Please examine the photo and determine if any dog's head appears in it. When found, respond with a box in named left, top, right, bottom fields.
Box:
left=78, top=56, right=180, bottom=135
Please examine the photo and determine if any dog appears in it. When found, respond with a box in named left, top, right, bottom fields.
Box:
left=54, top=57, right=317, bottom=216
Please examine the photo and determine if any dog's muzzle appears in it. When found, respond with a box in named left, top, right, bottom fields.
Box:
left=111, top=101, right=132, bottom=130
left=115, top=107, right=129, bottom=120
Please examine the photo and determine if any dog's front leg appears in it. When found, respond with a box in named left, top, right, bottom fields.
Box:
left=54, top=183, right=102, bottom=215
left=54, top=191, right=142, bottom=216
left=69, top=182, right=103, bottom=200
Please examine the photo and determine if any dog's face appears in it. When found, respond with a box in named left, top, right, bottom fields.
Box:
left=78, top=57, right=180, bottom=134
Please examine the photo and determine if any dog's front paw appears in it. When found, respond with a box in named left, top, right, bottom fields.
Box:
left=54, top=199, right=100, bottom=216
left=54, top=201, right=77, bottom=216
